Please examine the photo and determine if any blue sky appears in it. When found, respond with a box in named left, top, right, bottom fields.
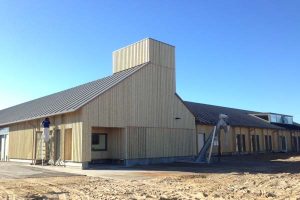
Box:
left=0, top=1, right=299, bottom=122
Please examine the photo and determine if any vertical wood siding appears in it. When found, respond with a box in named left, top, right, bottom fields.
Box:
left=7, top=111, right=83, bottom=162
left=126, top=127, right=196, bottom=159
left=113, top=39, right=150, bottom=73
left=113, top=38, right=175, bottom=73
left=82, top=64, right=196, bottom=162
left=8, top=122, right=35, bottom=159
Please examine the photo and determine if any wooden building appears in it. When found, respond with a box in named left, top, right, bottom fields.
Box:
left=184, top=102, right=300, bottom=155
left=0, top=38, right=299, bottom=168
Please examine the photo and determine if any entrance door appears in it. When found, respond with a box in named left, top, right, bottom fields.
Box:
left=64, top=129, right=72, bottom=160
left=197, top=133, right=205, bottom=153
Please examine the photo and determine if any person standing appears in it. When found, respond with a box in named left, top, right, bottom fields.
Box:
left=41, top=117, right=50, bottom=142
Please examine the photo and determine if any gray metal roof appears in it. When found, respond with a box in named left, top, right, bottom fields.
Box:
left=184, top=101, right=284, bottom=130
left=0, top=63, right=147, bottom=126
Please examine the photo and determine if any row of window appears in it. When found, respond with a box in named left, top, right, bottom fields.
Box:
left=236, top=134, right=287, bottom=153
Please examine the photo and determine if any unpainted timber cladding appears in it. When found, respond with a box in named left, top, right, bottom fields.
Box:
left=61, top=111, right=83, bottom=162
left=7, top=111, right=83, bottom=162
left=113, top=38, right=175, bottom=73
left=82, top=64, right=193, bottom=128
left=82, top=63, right=195, bottom=162
left=113, top=39, right=150, bottom=73
left=126, top=127, right=196, bottom=159
left=9, top=122, right=34, bottom=159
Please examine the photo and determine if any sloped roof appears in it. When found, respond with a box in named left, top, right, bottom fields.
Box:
left=0, top=63, right=147, bottom=126
left=184, top=101, right=283, bottom=130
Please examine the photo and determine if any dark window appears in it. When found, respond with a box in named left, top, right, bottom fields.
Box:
left=242, top=135, right=246, bottom=152
left=92, top=134, right=99, bottom=145
left=265, top=135, right=272, bottom=152
left=237, top=135, right=241, bottom=152
left=292, top=136, right=298, bottom=152
left=280, top=136, right=287, bottom=151
left=91, top=133, right=107, bottom=151
left=298, top=137, right=300, bottom=152
left=269, top=136, right=272, bottom=151
left=236, top=134, right=246, bottom=153
left=256, top=135, right=260, bottom=152
left=251, top=135, right=260, bottom=152
left=251, top=135, right=256, bottom=152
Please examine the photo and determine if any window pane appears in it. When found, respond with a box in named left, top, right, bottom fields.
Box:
left=251, top=135, right=256, bottom=152
left=276, top=115, right=282, bottom=123
left=99, top=135, right=106, bottom=150
left=287, top=117, right=293, bottom=124
left=236, top=135, right=241, bottom=152
left=265, top=135, right=269, bottom=151
left=92, top=134, right=99, bottom=145
left=242, top=135, right=246, bottom=152
left=91, top=133, right=107, bottom=151
left=270, top=115, right=277, bottom=123
left=256, top=135, right=260, bottom=152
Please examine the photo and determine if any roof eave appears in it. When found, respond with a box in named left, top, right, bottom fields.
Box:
left=0, top=109, right=76, bottom=127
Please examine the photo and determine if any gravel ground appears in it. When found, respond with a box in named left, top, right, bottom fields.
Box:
left=0, top=154, right=300, bottom=199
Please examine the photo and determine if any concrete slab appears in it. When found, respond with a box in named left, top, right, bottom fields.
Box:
left=0, top=162, right=79, bottom=179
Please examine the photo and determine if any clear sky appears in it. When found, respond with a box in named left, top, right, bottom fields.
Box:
left=0, top=1, right=299, bottom=122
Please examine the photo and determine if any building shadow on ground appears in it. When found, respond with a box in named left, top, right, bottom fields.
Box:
left=88, top=153, right=300, bottom=175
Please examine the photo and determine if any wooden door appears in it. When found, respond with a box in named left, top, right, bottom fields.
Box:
left=64, top=129, right=72, bottom=160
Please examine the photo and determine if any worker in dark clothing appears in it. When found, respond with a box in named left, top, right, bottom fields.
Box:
left=41, top=117, right=51, bottom=142
left=42, top=117, right=50, bottom=128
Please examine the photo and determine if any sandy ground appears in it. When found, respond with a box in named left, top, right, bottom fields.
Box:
left=1, top=154, right=300, bottom=199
